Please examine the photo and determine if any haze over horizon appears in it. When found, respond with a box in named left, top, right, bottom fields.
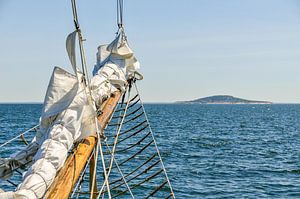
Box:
left=0, top=0, right=300, bottom=103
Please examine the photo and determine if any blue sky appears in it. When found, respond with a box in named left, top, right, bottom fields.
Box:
left=0, top=0, right=300, bottom=103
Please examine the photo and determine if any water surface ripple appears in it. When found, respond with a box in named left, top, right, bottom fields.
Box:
left=146, top=104, right=300, bottom=198
left=0, top=104, right=300, bottom=198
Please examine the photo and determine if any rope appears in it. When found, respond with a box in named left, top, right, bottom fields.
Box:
left=110, top=131, right=151, bottom=154
left=112, top=140, right=154, bottom=168
left=108, top=112, right=144, bottom=126
left=94, top=119, right=112, bottom=199
left=92, top=90, right=134, bottom=198
left=112, top=105, right=142, bottom=119
left=106, top=120, right=147, bottom=138
left=105, top=86, right=173, bottom=198
left=6, top=179, right=17, bottom=187
left=106, top=127, right=149, bottom=148
left=133, top=82, right=176, bottom=198
left=69, top=3, right=106, bottom=199
left=108, top=153, right=157, bottom=185
left=120, top=94, right=139, bottom=105
left=70, top=0, right=91, bottom=91
left=114, top=98, right=140, bottom=113
left=70, top=151, right=94, bottom=198
left=117, top=0, right=124, bottom=28
left=145, top=180, right=168, bottom=199
left=75, top=182, right=83, bottom=199
left=112, top=169, right=164, bottom=198
left=103, top=141, right=135, bottom=198
left=0, top=124, right=39, bottom=148
left=109, top=159, right=160, bottom=191
left=97, top=86, right=130, bottom=198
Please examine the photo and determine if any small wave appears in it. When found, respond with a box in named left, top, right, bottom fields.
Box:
left=287, top=169, right=300, bottom=174
left=200, top=140, right=232, bottom=149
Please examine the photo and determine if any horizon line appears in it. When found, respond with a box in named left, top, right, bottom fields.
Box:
left=1, top=101, right=300, bottom=105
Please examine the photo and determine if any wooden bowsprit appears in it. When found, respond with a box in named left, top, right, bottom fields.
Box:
left=44, top=91, right=122, bottom=199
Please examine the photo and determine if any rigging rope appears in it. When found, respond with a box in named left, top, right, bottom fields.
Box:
left=117, top=0, right=124, bottom=28
left=103, top=141, right=135, bottom=198
left=93, top=81, right=175, bottom=198
left=97, top=86, right=131, bottom=198
left=0, top=124, right=39, bottom=148
left=70, top=149, right=94, bottom=198
left=70, top=0, right=91, bottom=90
left=94, top=120, right=112, bottom=199
left=133, top=82, right=176, bottom=198
left=69, top=2, right=109, bottom=198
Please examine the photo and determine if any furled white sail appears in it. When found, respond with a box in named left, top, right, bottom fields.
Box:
left=0, top=30, right=140, bottom=199
left=93, top=30, right=141, bottom=80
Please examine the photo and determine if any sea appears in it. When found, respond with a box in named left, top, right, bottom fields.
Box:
left=0, top=103, right=300, bottom=198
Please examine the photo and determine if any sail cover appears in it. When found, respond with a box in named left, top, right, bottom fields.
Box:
left=0, top=30, right=140, bottom=199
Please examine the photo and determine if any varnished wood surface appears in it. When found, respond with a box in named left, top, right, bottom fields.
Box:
left=44, top=91, right=122, bottom=199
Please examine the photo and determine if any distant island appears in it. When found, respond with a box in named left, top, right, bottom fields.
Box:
left=177, top=95, right=272, bottom=104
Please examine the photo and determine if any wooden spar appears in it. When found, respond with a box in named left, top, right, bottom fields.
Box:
left=44, top=91, right=122, bottom=199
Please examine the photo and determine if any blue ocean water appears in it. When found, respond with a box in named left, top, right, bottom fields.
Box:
left=0, top=104, right=300, bottom=198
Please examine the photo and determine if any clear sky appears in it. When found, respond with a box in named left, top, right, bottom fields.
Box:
left=0, top=0, right=300, bottom=103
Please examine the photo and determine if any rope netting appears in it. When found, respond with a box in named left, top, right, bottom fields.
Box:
left=71, top=81, right=175, bottom=199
